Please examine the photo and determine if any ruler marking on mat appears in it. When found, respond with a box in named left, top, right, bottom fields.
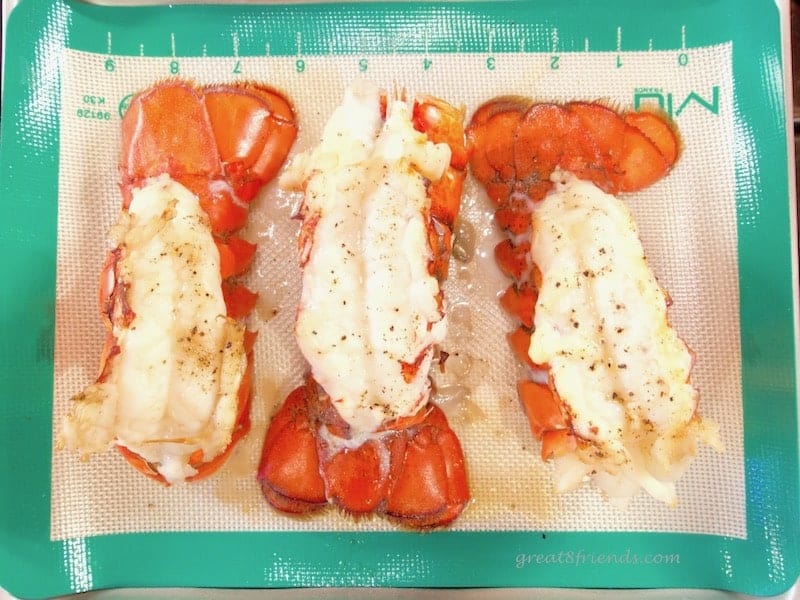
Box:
left=85, top=23, right=708, bottom=63
left=392, top=30, right=414, bottom=55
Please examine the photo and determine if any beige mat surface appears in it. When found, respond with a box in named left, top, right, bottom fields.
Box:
left=51, top=45, right=744, bottom=539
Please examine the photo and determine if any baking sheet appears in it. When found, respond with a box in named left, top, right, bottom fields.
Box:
left=0, top=0, right=797, bottom=598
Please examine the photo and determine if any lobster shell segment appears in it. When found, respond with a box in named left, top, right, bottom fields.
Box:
left=467, top=97, right=721, bottom=506
left=258, top=82, right=470, bottom=528
left=58, top=80, right=297, bottom=484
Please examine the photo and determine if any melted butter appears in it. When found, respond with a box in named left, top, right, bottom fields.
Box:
left=60, top=176, right=247, bottom=484
left=529, top=171, right=721, bottom=505
left=281, top=82, right=451, bottom=434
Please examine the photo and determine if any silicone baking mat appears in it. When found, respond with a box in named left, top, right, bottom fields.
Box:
left=0, top=0, right=798, bottom=598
